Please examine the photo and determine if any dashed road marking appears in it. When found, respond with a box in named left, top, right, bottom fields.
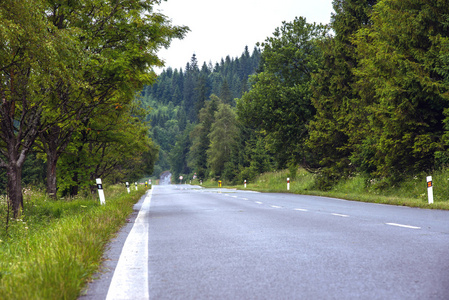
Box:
left=332, top=213, right=349, bottom=218
left=271, top=205, right=282, bottom=209
left=386, top=223, right=421, bottom=229
left=255, top=201, right=263, bottom=204
left=294, top=208, right=308, bottom=212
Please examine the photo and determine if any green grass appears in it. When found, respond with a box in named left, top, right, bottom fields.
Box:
left=209, top=168, right=449, bottom=210
left=0, top=185, right=148, bottom=300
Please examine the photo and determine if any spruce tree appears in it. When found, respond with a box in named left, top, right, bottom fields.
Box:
left=353, top=0, right=449, bottom=181
left=307, top=0, right=377, bottom=188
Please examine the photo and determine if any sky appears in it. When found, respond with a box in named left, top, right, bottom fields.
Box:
left=154, top=0, right=335, bottom=72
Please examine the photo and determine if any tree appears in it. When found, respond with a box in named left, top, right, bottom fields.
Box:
left=206, top=103, right=238, bottom=178
left=57, top=103, right=158, bottom=196
left=0, top=0, right=83, bottom=217
left=38, top=0, right=188, bottom=196
left=219, top=79, right=233, bottom=105
left=353, top=0, right=449, bottom=181
left=168, top=124, right=193, bottom=181
left=188, top=94, right=220, bottom=179
left=183, top=55, right=200, bottom=121
left=307, top=0, right=377, bottom=188
left=238, top=17, right=327, bottom=168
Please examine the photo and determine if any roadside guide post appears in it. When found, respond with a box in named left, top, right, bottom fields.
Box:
left=96, top=178, right=106, bottom=205
left=135, top=182, right=138, bottom=190
left=218, top=180, right=222, bottom=188
left=149, top=179, right=152, bottom=189
left=287, top=178, right=290, bottom=191
left=145, top=181, right=148, bottom=188
left=126, top=182, right=130, bottom=193
left=427, top=176, right=434, bottom=204
left=244, top=180, right=247, bottom=188
left=179, top=175, right=183, bottom=184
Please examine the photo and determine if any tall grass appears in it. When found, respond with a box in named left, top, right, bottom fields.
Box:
left=0, top=185, right=147, bottom=299
left=234, top=168, right=449, bottom=210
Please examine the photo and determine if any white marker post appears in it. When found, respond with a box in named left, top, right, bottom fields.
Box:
left=126, top=182, right=130, bottom=193
left=244, top=180, right=247, bottom=188
left=287, top=178, right=290, bottom=191
left=96, top=178, right=106, bottom=205
left=427, top=176, right=434, bottom=204
left=135, top=182, right=138, bottom=190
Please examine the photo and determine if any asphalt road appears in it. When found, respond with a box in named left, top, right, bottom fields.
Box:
left=80, top=184, right=449, bottom=299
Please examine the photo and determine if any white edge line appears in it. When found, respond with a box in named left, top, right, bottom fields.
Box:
left=106, top=188, right=153, bottom=300
left=386, top=223, right=421, bottom=229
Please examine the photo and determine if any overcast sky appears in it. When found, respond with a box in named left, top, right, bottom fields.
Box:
left=155, top=0, right=334, bottom=72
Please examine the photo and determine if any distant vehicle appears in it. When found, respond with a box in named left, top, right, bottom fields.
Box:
left=160, top=171, right=172, bottom=185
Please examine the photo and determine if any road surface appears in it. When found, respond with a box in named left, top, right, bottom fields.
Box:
left=80, top=184, right=449, bottom=299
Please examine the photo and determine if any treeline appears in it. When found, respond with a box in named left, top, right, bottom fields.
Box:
left=0, top=0, right=187, bottom=218
left=142, top=47, right=261, bottom=177
left=147, top=0, right=449, bottom=190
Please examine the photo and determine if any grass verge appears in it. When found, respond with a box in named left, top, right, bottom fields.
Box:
left=0, top=185, right=148, bottom=300
left=199, top=169, right=449, bottom=210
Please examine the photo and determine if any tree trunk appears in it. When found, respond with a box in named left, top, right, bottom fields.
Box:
left=46, top=151, right=58, bottom=198
left=70, top=171, right=79, bottom=196
left=6, top=161, right=24, bottom=219
left=40, top=125, right=73, bottom=198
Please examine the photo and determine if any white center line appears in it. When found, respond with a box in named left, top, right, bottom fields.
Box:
left=255, top=201, right=263, bottom=204
left=332, top=213, right=349, bottom=217
left=386, top=223, right=421, bottom=229
left=271, top=205, right=282, bottom=208
left=231, top=196, right=238, bottom=198
left=294, top=208, right=308, bottom=212
left=242, top=198, right=249, bottom=200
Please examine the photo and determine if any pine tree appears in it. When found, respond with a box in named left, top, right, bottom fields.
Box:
left=188, top=95, right=220, bottom=179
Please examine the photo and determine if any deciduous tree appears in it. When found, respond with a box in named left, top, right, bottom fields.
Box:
left=207, top=103, right=237, bottom=178
left=0, top=0, right=83, bottom=216
left=238, top=17, right=327, bottom=168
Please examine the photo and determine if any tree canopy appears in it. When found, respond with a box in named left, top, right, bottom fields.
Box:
left=0, top=0, right=187, bottom=216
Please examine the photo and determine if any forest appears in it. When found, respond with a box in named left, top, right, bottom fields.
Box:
left=145, top=0, right=449, bottom=190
